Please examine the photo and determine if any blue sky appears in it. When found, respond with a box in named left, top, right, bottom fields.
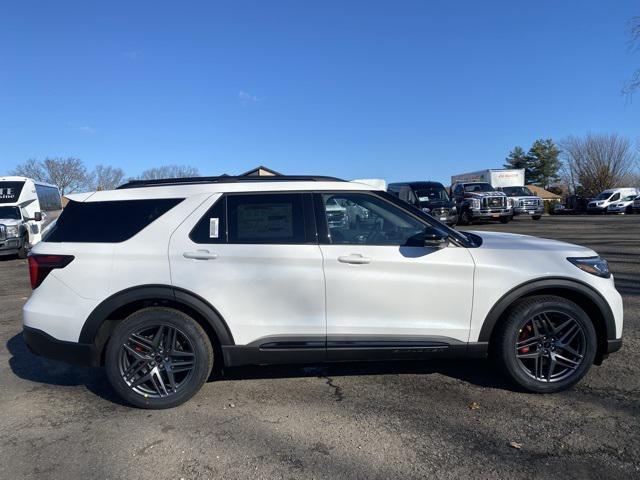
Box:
left=0, top=0, right=638, bottom=184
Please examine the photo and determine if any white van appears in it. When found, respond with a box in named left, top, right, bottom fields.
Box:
left=0, top=176, right=62, bottom=257
left=587, top=188, right=640, bottom=214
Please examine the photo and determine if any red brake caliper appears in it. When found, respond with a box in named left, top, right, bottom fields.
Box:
left=518, top=325, right=533, bottom=354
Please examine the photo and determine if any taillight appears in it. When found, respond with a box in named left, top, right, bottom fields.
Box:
left=28, top=254, right=75, bottom=289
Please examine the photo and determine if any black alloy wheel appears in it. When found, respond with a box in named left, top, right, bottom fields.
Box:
left=105, top=308, right=213, bottom=409
left=494, top=295, right=596, bottom=393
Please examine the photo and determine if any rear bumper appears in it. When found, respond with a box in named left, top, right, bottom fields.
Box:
left=23, top=326, right=96, bottom=367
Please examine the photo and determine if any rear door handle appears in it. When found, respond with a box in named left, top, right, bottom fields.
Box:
left=183, top=250, right=219, bottom=260
left=337, top=254, right=371, bottom=265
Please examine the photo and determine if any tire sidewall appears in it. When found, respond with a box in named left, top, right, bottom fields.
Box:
left=105, top=308, right=213, bottom=409
left=499, top=297, right=597, bottom=393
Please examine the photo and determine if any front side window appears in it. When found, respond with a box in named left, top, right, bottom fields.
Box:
left=227, top=193, right=306, bottom=244
left=609, top=193, right=620, bottom=202
left=321, top=193, right=428, bottom=246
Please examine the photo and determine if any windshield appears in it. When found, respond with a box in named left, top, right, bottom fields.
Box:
left=502, top=186, right=533, bottom=197
left=0, top=206, right=21, bottom=220
left=463, top=183, right=494, bottom=193
left=595, top=192, right=613, bottom=200
left=415, top=187, right=450, bottom=203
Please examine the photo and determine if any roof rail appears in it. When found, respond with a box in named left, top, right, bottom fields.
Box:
left=117, top=175, right=345, bottom=189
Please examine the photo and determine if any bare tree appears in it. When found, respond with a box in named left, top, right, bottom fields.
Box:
left=137, top=164, right=200, bottom=180
left=10, top=158, right=47, bottom=182
left=560, top=133, right=639, bottom=196
left=12, top=157, right=88, bottom=195
left=88, top=165, right=126, bottom=191
left=623, top=16, right=640, bottom=96
left=43, top=157, right=88, bottom=195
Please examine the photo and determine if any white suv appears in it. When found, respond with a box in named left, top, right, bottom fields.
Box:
left=22, top=176, right=624, bottom=408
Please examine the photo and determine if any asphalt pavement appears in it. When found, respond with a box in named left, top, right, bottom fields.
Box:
left=0, top=215, right=638, bottom=479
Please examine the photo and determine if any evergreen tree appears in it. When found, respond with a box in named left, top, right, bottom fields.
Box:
left=526, top=139, right=561, bottom=189
left=504, top=146, right=532, bottom=181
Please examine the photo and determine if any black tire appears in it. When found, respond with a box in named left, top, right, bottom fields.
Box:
left=626, top=205, right=633, bottom=214
left=459, top=209, right=472, bottom=226
left=532, top=215, right=542, bottom=220
left=499, top=215, right=510, bottom=224
left=17, top=234, right=29, bottom=259
left=492, top=295, right=597, bottom=393
left=105, top=307, right=214, bottom=409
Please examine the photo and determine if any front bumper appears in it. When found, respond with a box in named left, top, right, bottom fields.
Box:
left=0, top=236, right=22, bottom=255
left=471, top=209, right=510, bottom=220
left=513, top=206, right=544, bottom=216
left=23, top=326, right=97, bottom=367
left=587, top=206, right=607, bottom=214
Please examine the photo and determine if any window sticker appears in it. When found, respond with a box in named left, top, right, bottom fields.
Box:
left=237, top=203, right=293, bottom=239
left=209, top=218, right=219, bottom=238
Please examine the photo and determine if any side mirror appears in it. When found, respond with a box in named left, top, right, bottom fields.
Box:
left=32, top=212, right=43, bottom=222
left=424, top=232, right=448, bottom=248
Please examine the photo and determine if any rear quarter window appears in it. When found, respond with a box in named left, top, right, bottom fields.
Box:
left=45, top=198, right=183, bottom=243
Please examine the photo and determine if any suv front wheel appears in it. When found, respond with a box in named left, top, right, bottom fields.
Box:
left=493, top=295, right=597, bottom=393
left=105, top=307, right=214, bottom=409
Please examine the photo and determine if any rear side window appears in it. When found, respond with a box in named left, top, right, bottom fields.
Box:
left=228, top=193, right=306, bottom=244
left=45, top=198, right=183, bottom=243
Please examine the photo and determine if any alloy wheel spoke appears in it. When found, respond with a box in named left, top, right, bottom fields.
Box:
left=517, top=336, right=543, bottom=349
left=152, top=325, right=165, bottom=347
left=129, top=333, right=154, bottom=351
left=545, top=357, right=556, bottom=382
left=556, top=343, right=582, bottom=358
left=554, top=353, right=580, bottom=369
left=123, top=343, right=150, bottom=361
left=517, top=351, right=542, bottom=359
left=123, top=359, right=148, bottom=382
left=150, top=367, right=169, bottom=397
left=558, top=324, right=580, bottom=345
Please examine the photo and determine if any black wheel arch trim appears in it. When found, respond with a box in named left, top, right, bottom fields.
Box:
left=478, top=277, right=617, bottom=343
left=79, top=284, right=235, bottom=346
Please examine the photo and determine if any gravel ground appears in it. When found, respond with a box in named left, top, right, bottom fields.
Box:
left=0, top=215, right=638, bottom=479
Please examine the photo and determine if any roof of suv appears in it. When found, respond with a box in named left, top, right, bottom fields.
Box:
left=67, top=176, right=375, bottom=203
left=388, top=181, right=445, bottom=188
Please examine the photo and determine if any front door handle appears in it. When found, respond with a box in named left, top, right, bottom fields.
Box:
left=183, top=250, right=219, bottom=260
left=337, top=254, right=371, bottom=265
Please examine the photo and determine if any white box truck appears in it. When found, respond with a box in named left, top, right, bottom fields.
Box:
left=451, top=169, right=544, bottom=220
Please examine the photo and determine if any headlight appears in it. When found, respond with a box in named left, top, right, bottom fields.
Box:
left=507, top=198, right=514, bottom=207
left=470, top=199, right=481, bottom=210
left=450, top=206, right=457, bottom=213
left=567, top=257, right=610, bottom=278
left=5, top=225, right=19, bottom=238
left=597, top=201, right=604, bottom=205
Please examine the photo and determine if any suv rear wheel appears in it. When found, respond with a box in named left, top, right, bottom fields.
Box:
left=493, top=295, right=596, bottom=393
left=105, top=307, right=214, bottom=409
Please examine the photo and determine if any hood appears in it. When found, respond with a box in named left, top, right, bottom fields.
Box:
left=464, top=191, right=506, bottom=199
left=0, top=218, right=22, bottom=226
left=469, top=230, right=595, bottom=257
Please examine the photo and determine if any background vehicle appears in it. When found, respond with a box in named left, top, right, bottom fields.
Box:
left=587, top=188, right=639, bottom=214
left=0, top=176, right=62, bottom=258
left=606, top=194, right=638, bottom=214
left=387, top=181, right=457, bottom=225
left=22, top=175, right=623, bottom=409
left=450, top=181, right=510, bottom=225
left=451, top=169, right=543, bottom=220
left=501, top=186, right=544, bottom=220
left=551, top=195, right=590, bottom=215
left=634, top=196, right=640, bottom=214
